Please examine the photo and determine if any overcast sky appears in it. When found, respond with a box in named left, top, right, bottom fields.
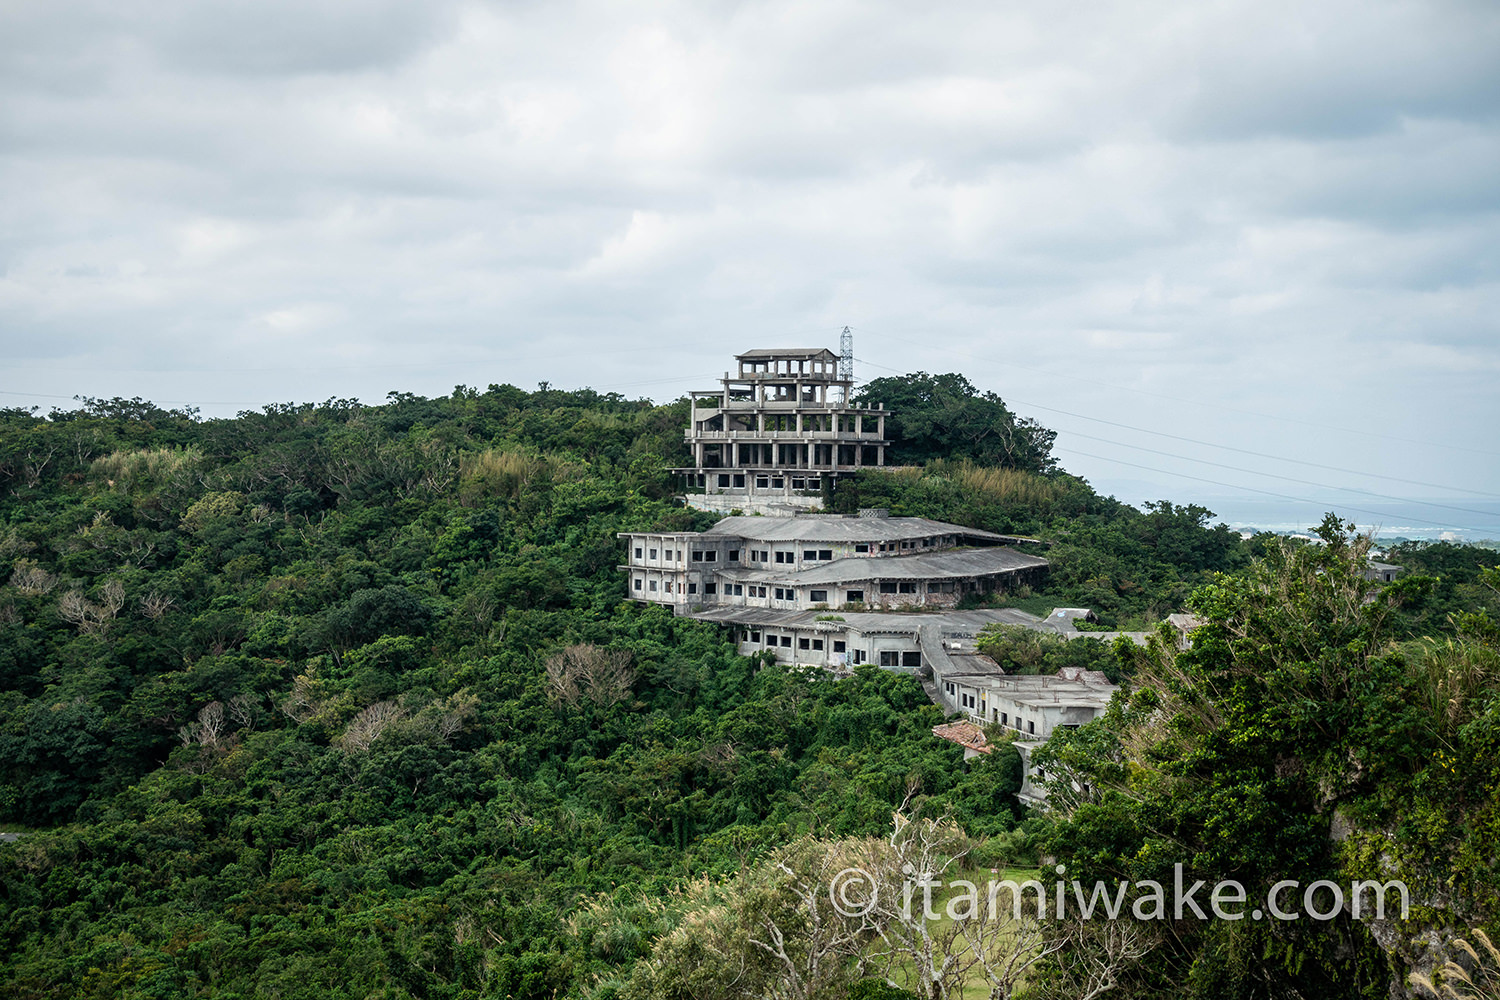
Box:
left=3, top=0, right=1498, bottom=533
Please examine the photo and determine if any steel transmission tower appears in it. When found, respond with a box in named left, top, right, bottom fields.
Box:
left=838, top=326, right=854, bottom=382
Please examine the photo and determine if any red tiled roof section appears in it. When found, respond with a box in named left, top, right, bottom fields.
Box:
left=932, top=720, right=993, bottom=755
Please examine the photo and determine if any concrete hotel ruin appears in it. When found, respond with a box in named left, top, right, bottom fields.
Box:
left=675, top=347, right=890, bottom=514
left=624, top=345, right=1123, bottom=804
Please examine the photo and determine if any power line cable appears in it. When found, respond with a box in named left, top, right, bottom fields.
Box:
left=1053, top=426, right=1500, bottom=520
left=853, top=333, right=1500, bottom=459
left=854, top=355, right=1500, bottom=499
left=1051, top=445, right=1475, bottom=531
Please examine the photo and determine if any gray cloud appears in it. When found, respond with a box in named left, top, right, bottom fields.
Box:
left=1, top=0, right=1497, bottom=525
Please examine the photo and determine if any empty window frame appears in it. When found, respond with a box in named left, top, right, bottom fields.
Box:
left=879, top=651, right=900, bottom=667
left=809, top=590, right=828, bottom=603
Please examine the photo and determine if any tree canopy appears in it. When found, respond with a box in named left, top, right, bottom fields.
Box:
left=854, top=372, right=1057, bottom=473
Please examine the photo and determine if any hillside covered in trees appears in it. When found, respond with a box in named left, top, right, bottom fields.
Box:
left=0, top=380, right=1495, bottom=999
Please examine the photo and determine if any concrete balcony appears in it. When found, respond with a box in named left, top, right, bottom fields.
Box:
left=703, top=400, right=885, bottom=412
left=686, top=429, right=888, bottom=442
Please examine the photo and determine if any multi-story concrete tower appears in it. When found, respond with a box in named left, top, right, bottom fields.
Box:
left=677, top=347, right=891, bottom=512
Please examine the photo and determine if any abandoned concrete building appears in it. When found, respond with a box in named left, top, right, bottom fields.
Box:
left=620, top=514, right=1047, bottom=615
left=675, top=347, right=891, bottom=513
left=927, top=661, right=1118, bottom=808
left=630, top=344, right=1127, bottom=805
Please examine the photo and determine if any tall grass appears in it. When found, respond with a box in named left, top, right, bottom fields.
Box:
left=924, top=459, right=1063, bottom=507
left=458, top=447, right=575, bottom=504
left=90, top=447, right=203, bottom=493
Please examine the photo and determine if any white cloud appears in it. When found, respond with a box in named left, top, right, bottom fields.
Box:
left=0, top=0, right=1496, bottom=509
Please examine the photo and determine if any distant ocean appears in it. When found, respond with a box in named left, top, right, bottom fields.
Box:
left=1126, top=495, right=1500, bottom=545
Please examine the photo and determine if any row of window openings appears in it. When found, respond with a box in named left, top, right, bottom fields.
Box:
left=634, top=547, right=732, bottom=563
left=633, top=577, right=959, bottom=601
left=757, top=634, right=847, bottom=652
left=755, top=637, right=915, bottom=669
left=637, top=579, right=725, bottom=595
left=715, top=474, right=826, bottom=490
left=636, top=538, right=945, bottom=563
left=943, top=683, right=1038, bottom=734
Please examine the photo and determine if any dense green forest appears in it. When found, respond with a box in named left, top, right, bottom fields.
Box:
left=0, top=381, right=1495, bottom=998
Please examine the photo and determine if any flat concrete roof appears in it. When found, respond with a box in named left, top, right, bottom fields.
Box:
left=701, top=515, right=1035, bottom=545
left=939, top=672, right=1117, bottom=711
left=688, top=606, right=1048, bottom=634
left=716, top=546, right=1048, bottom=586
left=736, top=348, right=839, bottom=360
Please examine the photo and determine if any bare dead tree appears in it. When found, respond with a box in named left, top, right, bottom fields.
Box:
left=279, top=673, right=327, bottom=724
left=0, top=528, right=35, bottom=562
left=341, top=701, right=409, bottom=753
left=9, top=559, right=57, bottom=596
left=864, top=801, right=983, bottom=999
left=58, top=579, right=126, bottom=638
left=139, top=590, right=175, bottom=620
left=860, top=798, right=1153, bottom=1000
left=227, top=692, right=260, bottom=728
left=544, top=643, right=636, bottom=708
left=1036, top=919, right=1157, bottom=1000
left=578, top=646, right=635, bottom=706
left=745, top=847, right=879, bottom=1000
left=22, top=445, right=58, bottom=488
left=544, top=648, right=582, bottom=707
